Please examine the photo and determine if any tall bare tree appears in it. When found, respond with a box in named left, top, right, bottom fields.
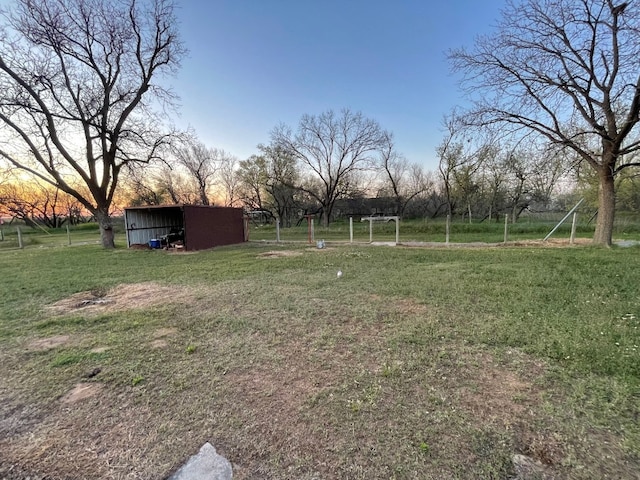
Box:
left=271, top=109, right=391, bottom=226
left=450, top=0, right=640, bottom=245
left=437, top=114, right=471, bottom=219
left=216, top=151, right=240, bottom=207
left=0, top=0, right=184, bottom=247
left=378, top=134, right=431, bottom=217
left=173, top=139, right=219, bottom=205
left=237, top=154, right=269, bottom=214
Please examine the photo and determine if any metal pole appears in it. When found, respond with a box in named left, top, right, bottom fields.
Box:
left=67, top=224, right=71, bottom=246
left=445, top=215, right=450, bottom=244
left=544, top=198, right=585, bottom=241
left=276, top=218, right=280, bottom=243
left=395, top=217, right=399, bottom=244
left=349, top=217, right=353, bottom=243
left=17, top=227, right=23, bottom=249
left=504, top=214, right=509, bottom=243
left=369, top=218, right=373, bottom=243
left=570, top=212, right=577, bottom=244
left=310, top=218, right=314, bottom=242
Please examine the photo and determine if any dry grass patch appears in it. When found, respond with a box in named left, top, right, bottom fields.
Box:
left=26, top=334, right=71, bottom=351
left=46, top=282, right=196, bottom=316
left=60, top=383, right=103, bottom=404
left=257, top=250, right=303, bottom=258
left=0, top=386, right=181, bottom=480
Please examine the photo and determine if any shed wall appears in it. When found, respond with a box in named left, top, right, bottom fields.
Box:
left=183, top=206, right=244, bottom=251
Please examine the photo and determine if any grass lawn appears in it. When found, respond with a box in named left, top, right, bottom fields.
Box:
left=0, top=241, right=639, bottom=479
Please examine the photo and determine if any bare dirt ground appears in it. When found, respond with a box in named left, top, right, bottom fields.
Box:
left=401, top=238, right=594, bottom=248
left=1, top=280, right=636, bottom=479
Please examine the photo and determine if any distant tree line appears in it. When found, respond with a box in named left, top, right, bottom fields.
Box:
left=4, top=103, right=640, bottom=234
left=4, top=104, right=640, bottom=230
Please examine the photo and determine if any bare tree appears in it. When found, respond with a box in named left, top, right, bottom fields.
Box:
left=258, top=144, right=301, bottom=226
left=216, top=151, right=240, bottom=207
left=172, top=139, right=219, bottom=205
left=0, top=0, right=184, bottom=247
left=450, top=0, right=640, bottom=245
left=157, top=164, right=199, bottom=205
left=237, top=154, right=269, bottom=214
left=437, top=114, right=470, bottom=219
left=122, top=165, right=168, bottom=206
left=479, top=153, right=508, bottom=222
left=0, top=179, right=73, bottom=227
left=271, top=109, right=391, bottom=226
left=378, top=134, right=431, bottom=217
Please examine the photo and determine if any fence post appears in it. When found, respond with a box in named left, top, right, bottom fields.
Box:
left=17, top=227, right=23, bottom=249
left=67, top=224, right=71, bottom=246
left=0, top=229, right=3, bottom=241
left=445, top=215, right=450, bottom=245
left=369, top=218, right=373, bottom=243
left=276, top=218, right=280, bottom=243
left=310, top=218, right=314, bottom=242
left=504, top=214, right=509, bottom=243
left=570, top=212, right=577, bottom=244
left=349, top=217, right=353, bottom=243
left=395, top=217, right=399, bottom=244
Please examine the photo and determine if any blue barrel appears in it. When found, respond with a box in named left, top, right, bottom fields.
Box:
left=149, top=239, right=161, bottom=249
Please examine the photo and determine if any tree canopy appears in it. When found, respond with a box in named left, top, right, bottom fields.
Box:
left=271, top=109, right=392, bottom=226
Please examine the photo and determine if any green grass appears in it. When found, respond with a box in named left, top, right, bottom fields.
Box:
left=1, top=242, right=639, bottom=478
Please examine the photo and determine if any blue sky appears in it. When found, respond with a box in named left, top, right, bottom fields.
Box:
left=172, top=1, right=507, bottom=170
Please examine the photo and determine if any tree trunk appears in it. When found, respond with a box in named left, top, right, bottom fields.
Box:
left=593, top=167, right=615, bottom=246
left=95, top=208, right=115, bottom=249
left=322, top=203, right=332, bottom=227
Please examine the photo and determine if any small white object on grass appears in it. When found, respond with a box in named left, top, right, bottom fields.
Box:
left=337, top=270, right=343, bottom=278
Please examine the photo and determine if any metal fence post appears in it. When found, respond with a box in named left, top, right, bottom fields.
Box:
left=504, top=214, right=509, bottom=243
left=349, top=217, right=353, bottom=243
left=570, top=212, right=577, bottom=244
left=445, top=215, right=450, bottom=245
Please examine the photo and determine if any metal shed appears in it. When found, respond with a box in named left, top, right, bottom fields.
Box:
left=124, top=205, right=246, bottom=251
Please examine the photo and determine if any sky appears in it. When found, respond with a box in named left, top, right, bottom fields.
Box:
left=171, top=1, right=507, bottom=170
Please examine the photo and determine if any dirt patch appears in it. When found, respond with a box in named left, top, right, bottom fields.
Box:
left=402, top=238, right=593, bottom=249
left=153, top=327, right=178, bottom=338
left=455, top=351, right=535, bottom=423
left=27, top=335, right=71, bottom=351
left=257, top=250, right=303, bottom=258
left=368, top=294, right=430, bottom=316
left=149, top=328, right=178, bottom=348
left=60, top=383, right=103, bottom=404
left=512, top=238, right=592, bottom=247
left=47, top=282, right=196, bottom=316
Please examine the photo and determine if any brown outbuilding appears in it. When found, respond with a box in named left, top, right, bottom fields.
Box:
left=124, top=205, right=247, bottom=251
